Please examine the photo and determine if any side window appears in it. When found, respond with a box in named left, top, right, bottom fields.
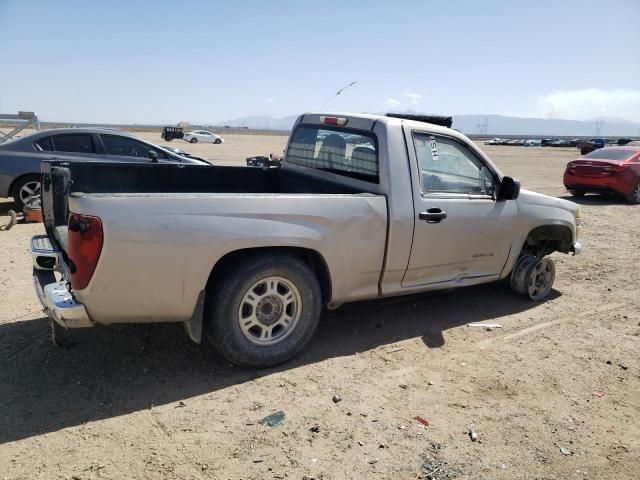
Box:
left=51, top=134, right=95, bottom=154
left=35, top=136, right=54, bottom=151
left=413, top=133, right=496, bottom=195
left=101, top=135, right=153, bottom=158
left=286, top=125, right=378, bottom=182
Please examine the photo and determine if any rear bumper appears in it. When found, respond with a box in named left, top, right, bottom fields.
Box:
left=563, top=172, right=633, bottom=195
left=31, top=235, right=93, bottom=328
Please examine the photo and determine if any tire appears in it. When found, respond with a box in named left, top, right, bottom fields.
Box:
left=510, top=254, right=555, bottom=301
left=166, top=137, right=173, bottom=142
left=204, top=253, right=322, bottom=367
left=624, top=181, right=640, bottom=204
left=190, top=137, right=198, bottom=144
left=569, top=189, right=585, bottom=198
left=214, top=138, right=222, bottom=144
left=12, top=174, right=41, bottom=210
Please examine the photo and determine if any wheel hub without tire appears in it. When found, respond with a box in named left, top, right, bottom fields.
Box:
left=238, top=276, right=301, bottom=346
left=511, top=254, right=555, bottom=301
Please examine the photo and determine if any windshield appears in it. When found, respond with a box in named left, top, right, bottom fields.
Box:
left=584, top=149, right=636, bottom=161
left=285, top=125, right=378, bottom=183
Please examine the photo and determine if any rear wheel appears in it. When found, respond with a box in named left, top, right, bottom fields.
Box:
left=511, top=254, right=555, bottom=301
left=204, top=254, right=322, bottom=367
left=569, top=189, right=585, bottom=198
left=166, top=137, right=173, bottom=142
left=624, top=181, right=640, bottom=204
left=12, top=174, right=41, bottom=210
left=190, top=137, right=198, bottom=144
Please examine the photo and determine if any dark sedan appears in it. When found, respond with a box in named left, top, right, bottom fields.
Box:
left=0, top=128, right=210, bottom=208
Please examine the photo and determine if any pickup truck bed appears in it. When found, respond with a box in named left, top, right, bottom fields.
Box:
left=40, top=160, right=387, bottom=329
left=44, top=162, right=371, bottom=251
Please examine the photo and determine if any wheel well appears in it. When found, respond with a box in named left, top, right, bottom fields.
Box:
left=8, top=173, right=40, bottom=197
left=206, top=247, right=332, bottom=304
left=521, top=225, right=573, bottom=257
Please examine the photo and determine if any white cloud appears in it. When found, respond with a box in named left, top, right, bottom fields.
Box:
left=538, top=88, right=640, bottom=122
left=403, top=89, right=421, bottom=105
left=385, top=98, right=401, bottom=109
left=265, top=98, right=274, bottom=103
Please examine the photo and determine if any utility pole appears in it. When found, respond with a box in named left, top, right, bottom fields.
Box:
left=595, top=119, right=604, bottom=137
left=477, top=117, right=488, bottom=136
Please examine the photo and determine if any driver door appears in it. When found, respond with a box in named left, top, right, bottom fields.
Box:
left=402, top=128, right=517, bottom=287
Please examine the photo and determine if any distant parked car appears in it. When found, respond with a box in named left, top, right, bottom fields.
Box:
left=564, top=146, right=640, bottom=204
left=579, top=138, right=606, bottom=155
left=551, top=139, right=572, bottom=147
left=183, top=130, right=224, bottom=144
left=484, top=138, right=503, bottom=145
left=161, top=126, right=184, bottom=142
left=0, top=128, right=209, bottom=209
left=525, top=139, right=542, bottom=147
left=626, top=141, right=640, bottom=147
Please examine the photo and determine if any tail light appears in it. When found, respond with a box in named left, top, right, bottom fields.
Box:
left=67, top=213, right=103, bottom=290
left=612, top=164, right=630, bottom=172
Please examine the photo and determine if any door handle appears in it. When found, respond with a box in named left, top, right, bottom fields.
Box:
left=419, top=208, right=447, bottom=223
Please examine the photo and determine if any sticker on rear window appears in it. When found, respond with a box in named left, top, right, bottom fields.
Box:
left=430, top=135, right=439, bottom=161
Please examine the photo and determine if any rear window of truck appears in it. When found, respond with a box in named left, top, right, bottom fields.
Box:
left=286, top=125, right=378, bottom=183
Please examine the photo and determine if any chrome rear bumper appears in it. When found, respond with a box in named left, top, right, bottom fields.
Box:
left=31, top=235, right=93, bottom=328
left=31, top=235, right=58, bottom=270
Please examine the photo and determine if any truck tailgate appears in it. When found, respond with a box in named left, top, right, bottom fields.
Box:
left=41, top=161, right=71, bottom=253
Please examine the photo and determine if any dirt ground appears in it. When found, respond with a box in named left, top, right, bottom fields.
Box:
left=0, top=133, right=639, bottom=480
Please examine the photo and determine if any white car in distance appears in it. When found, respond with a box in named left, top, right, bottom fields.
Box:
left=184, top=130, right=224, bottom=144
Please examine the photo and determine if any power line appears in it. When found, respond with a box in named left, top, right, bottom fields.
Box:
left=595, top=119, right=604, bottom=136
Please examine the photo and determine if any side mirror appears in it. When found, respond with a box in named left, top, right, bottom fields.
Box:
left=498, top=176, right=520, bottom=200
left=147, top=149, right=158, bottom=162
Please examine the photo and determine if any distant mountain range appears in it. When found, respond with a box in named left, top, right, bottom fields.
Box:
left=219, top=114, right=640, bottom=137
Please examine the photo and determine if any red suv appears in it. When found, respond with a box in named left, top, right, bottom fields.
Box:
left=564, top=147, right=640, bottom=204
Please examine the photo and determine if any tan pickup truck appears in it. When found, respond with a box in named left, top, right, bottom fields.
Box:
left=31, top=113, right=582, bottom=367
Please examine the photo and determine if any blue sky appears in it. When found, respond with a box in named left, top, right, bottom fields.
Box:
left=1, top=0, right=639, bottom=124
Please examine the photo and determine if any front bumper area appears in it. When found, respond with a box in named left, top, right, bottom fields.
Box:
left=571, top=242, right=582, bottom=256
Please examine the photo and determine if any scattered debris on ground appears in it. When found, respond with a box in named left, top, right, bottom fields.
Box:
left=259, top=410, right=285, bottom=427
left=467, top=322, right=503, bottom=329
left=560, top=447, right=572, bottom=456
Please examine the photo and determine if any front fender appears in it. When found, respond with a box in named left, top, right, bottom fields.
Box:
left=499, top=190, right=579, bottom=278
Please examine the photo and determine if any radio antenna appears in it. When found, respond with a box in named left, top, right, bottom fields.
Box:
left=319, top=81, right=357, bottom=111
